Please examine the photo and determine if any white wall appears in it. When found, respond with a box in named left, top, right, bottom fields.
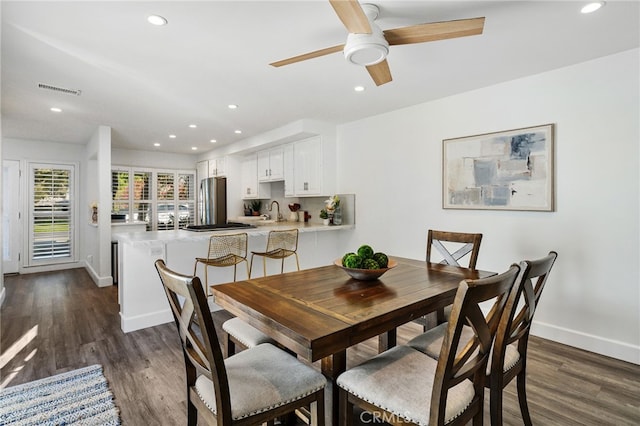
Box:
left=112, top=148, right=198, bottom=170
left=83, top=126, right=112, bottom=287
left=337, top=49, right=639, bottom=364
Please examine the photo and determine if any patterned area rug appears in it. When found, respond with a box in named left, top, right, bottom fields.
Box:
left=0, top=364, right=121, bottom=425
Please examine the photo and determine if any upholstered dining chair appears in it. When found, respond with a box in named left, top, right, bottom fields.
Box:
left=407, top=251, right=558, bottom=426
left=194, top=233, right=250, bottom=296
left=155, top=260, right=326, bottom=426
left=414, top=229, right=484, bottom=330
left=249, top=229, right=300, bottom=277
left=337, top=264, right=520, bottom=426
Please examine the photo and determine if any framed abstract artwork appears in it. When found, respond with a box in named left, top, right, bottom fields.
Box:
left=443, top=124, right=555, bottom=211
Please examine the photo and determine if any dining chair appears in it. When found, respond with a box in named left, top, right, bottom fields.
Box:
left=193, top=233, right=250, bottom=296
left=337, top=264, right=520, bottom=426
left=249, top=229, right=300, bottom=277
left=407, top=251, right=558, bottom=426
left=155, top=259, right=326, bottom=426
left=414, top=229, right=484, bottom=330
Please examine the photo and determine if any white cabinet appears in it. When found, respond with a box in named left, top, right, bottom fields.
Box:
left=257, top=147, right=284, bottom=182
left=208, top=157, right=226, bottom=177
left=294, top=136, right=324, bottom=196
left=241, top=155, right=271, bottom=200
left=284, top=143, right=295, bottom=197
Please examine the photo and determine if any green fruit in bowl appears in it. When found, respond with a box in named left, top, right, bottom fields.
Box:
left=343, top=254, right=363, bottom=269
left=362, top=258, right=380, bottom=269
left=373, top=252, right=389, bottom=268
left=357, top=245, right=374, bottom=259
left=342, top=252, right=356, bottom=266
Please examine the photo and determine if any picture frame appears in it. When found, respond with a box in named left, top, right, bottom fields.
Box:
left=443, top=124, right=555, bottom=211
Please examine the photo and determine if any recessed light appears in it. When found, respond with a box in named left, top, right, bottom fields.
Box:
left=188, top=124, right=197, bottom=128
left=581, top=1, right=605, bottom=13
left=210, top=139, right=217, bottom=143
left=50, top=107, right=62, bottom=112
left=234, top=130, right=242, bottom=134
left=191, top=147, right=198, bottom=151
left=354, top=86, right=365, bottom=92
left=147, top=15, right=168, bottom=26
left=169, top=134, right=176, bottom=138
left=153, top=143, right=161, bottom=147
left=228, top=104, right=238, bottom=109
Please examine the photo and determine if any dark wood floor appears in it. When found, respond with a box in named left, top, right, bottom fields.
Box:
left=2, top=268, right=639, bottom=425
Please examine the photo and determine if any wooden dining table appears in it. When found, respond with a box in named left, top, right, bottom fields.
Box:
left=211, top=256, right=494, bottom=425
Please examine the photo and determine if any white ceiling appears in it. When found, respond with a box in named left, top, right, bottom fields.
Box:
left=2, top=1, right=638, bottom=155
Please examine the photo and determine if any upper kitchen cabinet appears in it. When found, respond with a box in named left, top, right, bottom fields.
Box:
left=241, top=155, right=271, bottom=200
left=292, top=136, right=335, bottom=197
left=257, top=146, right=284, bottom=182
left=208, top=157, right=227, bottom=177
left=284, top=143, right=295, bottom=197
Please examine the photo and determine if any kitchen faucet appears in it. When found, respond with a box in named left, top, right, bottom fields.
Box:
left=268, top=200, right=282, bottom=222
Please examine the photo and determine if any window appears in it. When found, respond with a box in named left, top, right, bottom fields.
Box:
left=28, top=163, right=76, bottom=264
left=112, top=167, right=195, bottom=231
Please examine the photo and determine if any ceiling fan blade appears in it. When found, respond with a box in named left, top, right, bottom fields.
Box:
left=329, top=0, right=372, bottom=34
left=366, top=60, right=392, bottom=86
left=383, top=17, right=485, bottom=46
left=270, top=44, right=345, bottom=67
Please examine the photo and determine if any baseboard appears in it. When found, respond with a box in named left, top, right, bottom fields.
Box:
left=532, top=320, right=639, bottom=365
left=83, top=262, right=113, bottom=288
left=120, top=309, right=174, bottom=333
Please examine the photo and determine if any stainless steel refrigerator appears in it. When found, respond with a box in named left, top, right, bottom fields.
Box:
left=200, top=176, right=227, bottom=225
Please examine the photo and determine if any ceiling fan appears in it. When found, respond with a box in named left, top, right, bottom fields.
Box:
left=270, top=0, right=485, bottom=86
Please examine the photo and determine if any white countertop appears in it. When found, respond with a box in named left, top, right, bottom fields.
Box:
left=115, top=222, right=353, bottom=245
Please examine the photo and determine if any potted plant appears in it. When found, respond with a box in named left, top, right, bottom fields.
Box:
left=250, top=200, right=262, bottom=216
left=320, top=209, right=330, bottom=225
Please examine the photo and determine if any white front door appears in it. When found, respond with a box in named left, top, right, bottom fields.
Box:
left=3, top=160, right=21, bottom=274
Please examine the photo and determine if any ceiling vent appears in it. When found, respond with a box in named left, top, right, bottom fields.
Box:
left=38, top=83, right=82, bottom=96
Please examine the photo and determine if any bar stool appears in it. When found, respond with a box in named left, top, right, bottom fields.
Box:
left=193, top=232, right=276, bottom=357
left=193, top=232, right=250, bottom=296
left=249, top=229, right=300, bottom=277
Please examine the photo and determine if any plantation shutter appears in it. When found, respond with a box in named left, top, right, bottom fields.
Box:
left=29, top=163, right=75, bottom=263
left=111, top=169, right=129, bottom=218
left=132, top=171, right=151, bottom=230
left=177, top=173, right=195, bottom=229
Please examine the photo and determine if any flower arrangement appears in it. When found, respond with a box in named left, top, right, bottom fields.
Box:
left=324, top=195, right=340, bottom=214
left=288, top=203, right=301, bottom=212
left=319, top=209, right=329, bottom=219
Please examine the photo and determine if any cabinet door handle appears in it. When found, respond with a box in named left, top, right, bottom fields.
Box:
left=304, top=182, right=308, bottom=191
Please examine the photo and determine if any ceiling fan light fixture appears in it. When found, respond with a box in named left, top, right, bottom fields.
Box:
left=344, top=31, right=389, bottom=66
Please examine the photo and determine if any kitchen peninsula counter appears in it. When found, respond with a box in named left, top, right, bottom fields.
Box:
left=117, top=222, right=354, bottom=333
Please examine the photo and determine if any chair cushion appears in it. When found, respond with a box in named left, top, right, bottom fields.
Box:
left=195, top=343, right=326, bottom=420
left=407, top=324, right=521, bottom=375
left=337, top=345, right=475, bottom=425
left=222, top=317, right=275, bottom=348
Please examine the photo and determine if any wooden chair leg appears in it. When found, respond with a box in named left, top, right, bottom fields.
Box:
left=490, top=379, right=504, bottom=426
left=281, top=258, right=285, bottom=274
left=339, top=388, right=353, bottom=426
left=226, top=333, right=236, bottom=357
left=263, top=257, right=267, bottom=277
left=517, top=369, right=533, bottom=426
left=232, top=264, right=237, bottom=281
